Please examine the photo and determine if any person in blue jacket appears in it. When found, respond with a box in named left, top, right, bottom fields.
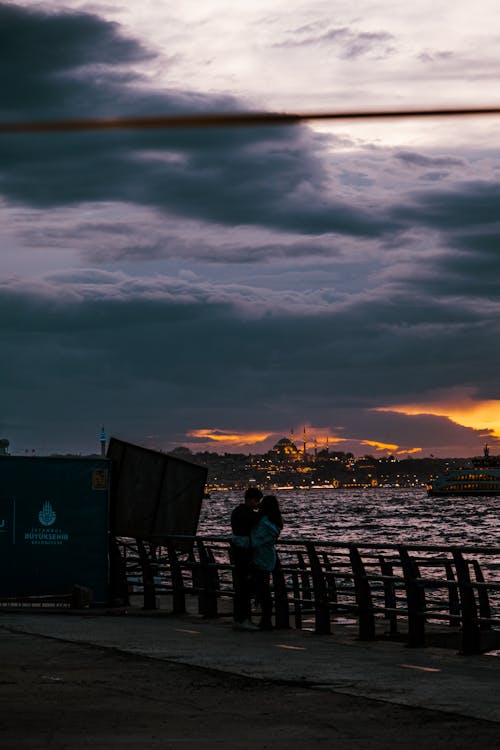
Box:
left=230, top=486, right=262, bottom=630
left=250, top=494, right=283, bottom=630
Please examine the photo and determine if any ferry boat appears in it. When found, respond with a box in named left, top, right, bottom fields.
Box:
left=427, top=445, right=500, bottom=497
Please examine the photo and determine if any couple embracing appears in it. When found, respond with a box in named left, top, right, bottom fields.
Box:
left=230, top=487, right=283, bottom=631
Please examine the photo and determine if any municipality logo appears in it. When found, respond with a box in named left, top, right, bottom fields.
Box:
left=38, top=501, right=56, bottom=526
left=25, top=500, right=68, bottom=545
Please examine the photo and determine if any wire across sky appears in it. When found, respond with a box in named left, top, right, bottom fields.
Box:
left=1, top=106, right=500, bottom=133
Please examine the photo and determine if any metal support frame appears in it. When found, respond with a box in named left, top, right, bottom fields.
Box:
left=108, top=535, right=130, bottom=607
left=379, top=555, right=398, bottom=636
left=136, top=538, right=157, bottom=610
left=349, top=545, right=376, bottom=641
left=399, top=547, right=426, bottom=647
left=165, top=539, right=186, bottom=614
left=444, top=560, right=460, bottom=627
left=272, top=558, right=291, bottom=629
left=290, top=568, right=302, bottom=629
left=453, top=550, right=481, bottom=655
left=196, top=539, right=219, bottom=618
left=296, top=551, right=313, bottom=604
left=472, top=559, right=492, bottom=631
left=321, top=551, right=338, bottom=604
left=306, top=542, right=331, bottom=634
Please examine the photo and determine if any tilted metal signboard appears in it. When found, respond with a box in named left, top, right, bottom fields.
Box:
left=0, top=456, right=110, bottom=603
left=107, top=438, right=207, bottom=539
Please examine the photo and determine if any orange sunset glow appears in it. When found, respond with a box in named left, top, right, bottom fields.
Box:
left=377, top=395, right=500, bottom=439
left=185, top=427, right=423, bottom=456
left=188, top=429, right=273, bottom=447
left=361, top=440, right=398, bottom=452
left=360, top=440, right=421, bottom=455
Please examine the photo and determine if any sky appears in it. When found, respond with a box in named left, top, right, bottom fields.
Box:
left=2, top=0, right=500, bottom=458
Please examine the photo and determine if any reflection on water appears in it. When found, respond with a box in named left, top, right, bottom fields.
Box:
left=198, top=488, right=500, bottom=547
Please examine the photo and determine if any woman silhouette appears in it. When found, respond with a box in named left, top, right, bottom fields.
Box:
left=250, top=494, right=283, bottom=630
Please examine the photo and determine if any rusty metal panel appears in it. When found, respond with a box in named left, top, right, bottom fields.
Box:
left=108, top=438, right=207, bottom=539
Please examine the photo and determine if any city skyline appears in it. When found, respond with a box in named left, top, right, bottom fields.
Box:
left=2, top=2, right=500, bottom=458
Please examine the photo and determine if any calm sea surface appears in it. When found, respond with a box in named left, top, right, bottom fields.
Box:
left=198, top=488, right=500, bottom=548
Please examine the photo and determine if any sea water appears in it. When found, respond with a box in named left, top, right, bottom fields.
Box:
left=198, top=487, right=500, bottom=548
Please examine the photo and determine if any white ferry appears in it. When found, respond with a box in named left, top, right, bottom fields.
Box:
left=427, top=445, right=500, bottom=497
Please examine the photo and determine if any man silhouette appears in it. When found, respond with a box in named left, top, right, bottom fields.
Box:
left=230, top=486, right=262, bottom=630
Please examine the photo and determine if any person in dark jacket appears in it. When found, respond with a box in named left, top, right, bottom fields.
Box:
left=230, top=486, right=262, bottom=630
left=251, top=494, right=283, bottom=631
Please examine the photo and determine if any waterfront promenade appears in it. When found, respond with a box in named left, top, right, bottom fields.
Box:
left=1, top=609, right=499, bottom=749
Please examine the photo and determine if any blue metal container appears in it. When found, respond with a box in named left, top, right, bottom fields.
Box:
left=0, top=456, right=110, bottom=603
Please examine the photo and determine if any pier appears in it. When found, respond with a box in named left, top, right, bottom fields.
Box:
left=3, top=535, right=499, bottom=656
left=1, top=536, right=500, bottom=747
left=107, top=535, right=500, bottom=656
left=1, top=623, right=500, bottom=750
left=0, top=603, right=498, bottom=721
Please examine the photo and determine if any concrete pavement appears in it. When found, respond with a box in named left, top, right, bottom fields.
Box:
left=1, top=609, right=499, bottom=723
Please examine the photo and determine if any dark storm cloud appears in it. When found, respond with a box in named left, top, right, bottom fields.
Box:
left=384, top=179, right=500, bottom=300
left=2, top=269, right=499, bottom=409
left=9, top=204, right=354, bottom=264
left=2, top=254, right=499, bottom=453
left=0, top=3, right=392, bottom=240
left=418, top=231, right=500, bottom=299
left=80, top=235, right=342, bottom=265
left=390, top=180, right=500, bottom=232
left=3, top=4, right=500, bottom=457
left=0, top=2, right=154, bottom=118
left=452, top=230, right=500, bottom=255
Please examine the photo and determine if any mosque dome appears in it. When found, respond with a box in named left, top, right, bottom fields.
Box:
left=272, top=437, right=299, bottom=458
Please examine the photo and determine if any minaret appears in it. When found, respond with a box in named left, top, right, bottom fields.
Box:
left=100, top=426, right=107, bottom=457
left=303, top=425, right=307, bottom=463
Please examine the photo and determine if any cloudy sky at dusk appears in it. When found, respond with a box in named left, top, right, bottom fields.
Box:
left=2, top=0, right=500, bottom=457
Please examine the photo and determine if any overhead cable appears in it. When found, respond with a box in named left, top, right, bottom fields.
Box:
left=1, top=107, right=500, bottom=134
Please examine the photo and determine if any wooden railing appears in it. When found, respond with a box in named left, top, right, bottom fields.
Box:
left=111, top=535, right=500, bottom=655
